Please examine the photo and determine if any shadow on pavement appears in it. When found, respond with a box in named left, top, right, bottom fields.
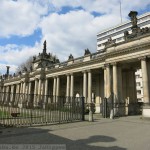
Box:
left=0, top=127, right=126, bottom=150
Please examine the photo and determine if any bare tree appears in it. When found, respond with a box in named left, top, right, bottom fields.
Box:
left=16, top=56, right=33, bottom=74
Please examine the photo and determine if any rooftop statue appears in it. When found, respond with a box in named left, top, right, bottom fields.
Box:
left=43, top=40, right=47, bottom=54
left=124, top=11, right=150, bottom=41
left=128, top=11, right=138, bottom=29
left=23, top=67, right=27, bottom=72
left=104, top=37, right=116, bottom=48
left=84, top=48, right=91, bottom=56
left=68, top=54, right=74, bottom=61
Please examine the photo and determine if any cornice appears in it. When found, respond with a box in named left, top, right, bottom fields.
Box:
left=105, top=40, right=150, bottom=59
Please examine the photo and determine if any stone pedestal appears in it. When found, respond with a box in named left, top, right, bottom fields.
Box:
left=142, top=105, right=150, bottom=118
left=89, top=110, right=93, bottom=122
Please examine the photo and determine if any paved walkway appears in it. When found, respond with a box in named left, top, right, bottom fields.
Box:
left=0, top=115, right=150, bottom=150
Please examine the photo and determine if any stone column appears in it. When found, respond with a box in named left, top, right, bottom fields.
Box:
left=28, top=82, right=31, bottom=95
left=16, top=84, right=20, bottom=94
left=141, top=58, right=149, bottom=103
left=83, top=71, right=87, bottom=103
left=38, top=79, right=42, bottom=102
left=23, top=82, right=26, bottom=94
left=44, top=78, right=48, bottom=103
left=113, top=63, right=118, bottom=103
left=112, top=63, right=119, bottom=116
left=34, top=79, right=38, bottom=104
left=88, top=70, right=92, bottom=103
left=1, top=86, right=6, bottom=103
left=5, top=86, right=10, bottom=104
left=140, top=57, right=150, bottom=118
left=27, top=82, right=32, bottom=105
left=70, top=74, right=74, bottom=97
left=20, top=82, right=23, bottom=93
left=118, top=67, right=123, bottom=102
left=56, top=76, right=60, bottom=102
left=34, top=79, right=38, bottom=94
left=66, top=74, right=70, bottom=97
left=106, top=64, right=111, bottom=99
left=44, top=79, right=48, bottom=96
left=88, top=70, right=93, bottom=121
left=38, top=79, right=41, bottom=95
left=10, top=85, right=15, bottom=106
left=106, top=64, right=113, bottom=119
left=53, top=77, right=56, bottom=102
left=103, top=66, right=107, bottom=98
left=53, top=77, right=56, bottom=96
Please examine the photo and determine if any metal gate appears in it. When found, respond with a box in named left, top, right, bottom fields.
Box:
left=0, top=93, right=85, bottom=127
left=102, top=98, right=142, bottom=118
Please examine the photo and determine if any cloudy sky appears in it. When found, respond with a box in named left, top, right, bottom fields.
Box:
left=0, top=0, right=150, bottom=74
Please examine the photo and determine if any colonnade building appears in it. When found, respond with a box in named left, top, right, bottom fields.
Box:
left=0, top=11, right=150, bottom=118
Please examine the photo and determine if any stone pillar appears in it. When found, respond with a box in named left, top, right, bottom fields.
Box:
left=34, top=79, right=38, bottom=104
left=106, top=64, right=111, bottom=99
left=27, top=82, right=32, bottom=105
left=10, top=85, right=15, bottom=106
left=66, top=74, right=70, bottom=97
left=16, top=84, right=20, bottom=94
left=53, top=77, right=56, bottom=96
left=113, top=63, right=118, bottom=103
left=66, top=74, right=70, bottom=103
left=141, top=57, right=150, bottom=118
left=38, top=79, right=42, bottom=102
left=83, top=71, right=87, bottom=103
left=5, top=86, right=10, bottom=104
left=104, top=66, right=107, bottom=98
left=88, top=70, right=92, bottom=103
left=20, top=82, right=23, bottom=93
left=141, top=58, right=149, bottom=103
left=23, top=82, right=26, bottom=94
left=70, top=74, right=74, bottom=97
left=105, top=64, right=113, bottom=119
left=28, top=82, right=31, bottom=95
left=112, top=63, right=119, bottom=116
left=88, top=70, right=93, bottom=121
left=38, top=79, right=41, bottom=95
left=1, top=86, right=6, bottom=103
left=56, top=76, right=60, bottom=102
left=45, top=79, right=48, bottom=96
left=118, top=67, right=123, bottom=102
left=44, top=78, right=48, bottom=103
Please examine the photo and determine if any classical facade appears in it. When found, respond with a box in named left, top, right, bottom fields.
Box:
left=0, top=11, right=150, bottom=119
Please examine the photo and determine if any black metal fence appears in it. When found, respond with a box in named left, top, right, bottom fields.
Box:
left=102, top=98, right=142, bottom=118
left=0, top=92, right=85, bottom=126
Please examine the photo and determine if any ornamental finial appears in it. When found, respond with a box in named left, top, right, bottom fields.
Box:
left=43, top=40, right=47, bottom=54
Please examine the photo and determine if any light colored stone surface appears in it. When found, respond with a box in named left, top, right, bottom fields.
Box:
left=1, top=115, right=150, bottom=150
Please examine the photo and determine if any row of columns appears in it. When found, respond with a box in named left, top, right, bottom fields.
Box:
left=1, top=58, right=150, bottom=107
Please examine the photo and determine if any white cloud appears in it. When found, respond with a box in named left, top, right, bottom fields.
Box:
left=0, top=0, right=150, bottom=74
left=0, top=43, right=42, bottom=73
left=50, top=0, right=150, bottom=16
left=0, top=0, right=48, bottom=37
left=39, top=10, right=123, bottom=60
left=0, top=63, right=17, bottom=75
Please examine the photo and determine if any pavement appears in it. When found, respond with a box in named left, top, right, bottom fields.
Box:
left=0, top=114, right=150, bottom=150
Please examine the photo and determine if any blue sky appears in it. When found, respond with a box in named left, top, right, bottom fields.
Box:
left=0, top=0, right=150, bottom=74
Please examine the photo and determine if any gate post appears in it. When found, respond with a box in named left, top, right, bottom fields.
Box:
left=102, top=97, right=107, bottom=118
left=110, top=93, right=114, bottom=119
left=81, top=97, right=85, bottom=121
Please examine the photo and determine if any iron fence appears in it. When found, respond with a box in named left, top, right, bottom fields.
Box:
left=0, top=92, right=85, bottom=126
left=102, top=98, right=142, bottom=118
